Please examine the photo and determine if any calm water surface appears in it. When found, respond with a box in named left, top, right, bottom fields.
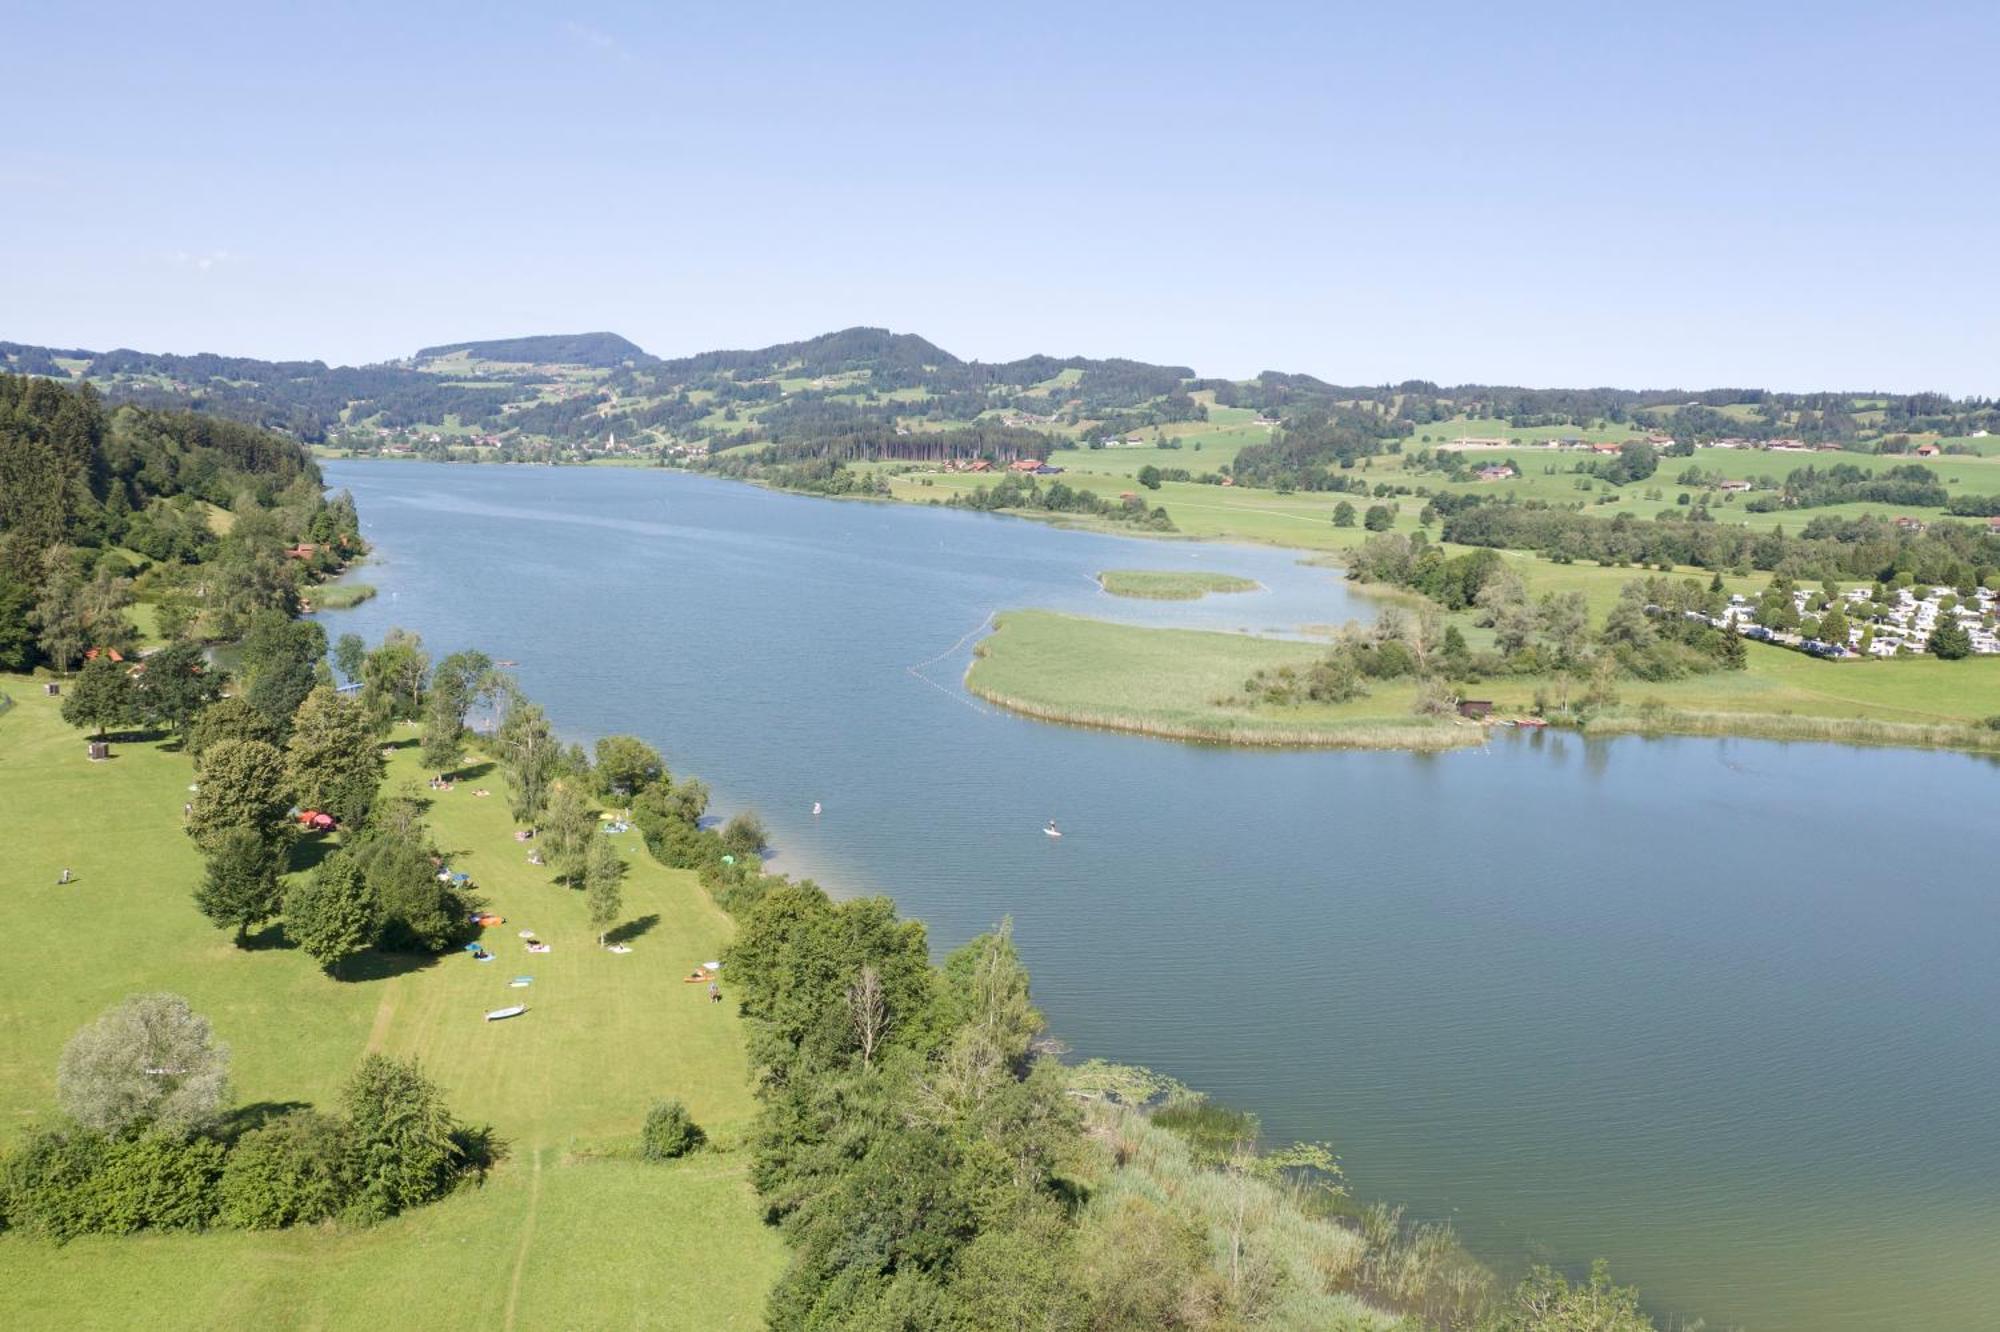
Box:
left=322, top=461, right=2000, bottom=1332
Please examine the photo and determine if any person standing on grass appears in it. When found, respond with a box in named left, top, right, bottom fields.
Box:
left=59, top=868, right=71, bottom=884
left=708, top=981, right=720, bottom=1004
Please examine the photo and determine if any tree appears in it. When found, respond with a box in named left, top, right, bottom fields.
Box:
left=1611, top=440, right=1658, bottom=484
left=585, top=838, right=625, bottom=946
left=1331, top=500, right=1356, bottom=527
left=286, top=685, right=383, bottom=825
left=722, top=810, right=769, bottom=858
left=1819, top=605, right=1850, bottom=646
left=331, top=632, right=367, bottom=684
left=847, top=964, right=889, bottom=1071
left=1363, top=504, right=1394, bottom=532
left=360, top=628, right=429, bottom=728
left=1136, top=464, right=1161, bottom=491
left=186, top=696, right=281, bottom=759
left=239, top=610, right=326, bottom=728
left=32, top=547, right=88, bottom=673
left=187, top=738, right=292, bottom=849
left=132, top=641, right=223, bottom=741
left=341, top=1055, right=464, bottom=1222
left=593, top=734, right=664, bottom=799
left=1538, top=591, right=1592, bottom=665
left=542, top=781, right=599, bottom=885
left=56, top=993, right=232, bottom=1139
left=496, top=697, right=560, bottom=829
left=1931, top=616, right=1973, bottom=659
left=284, top=853, right=376, bottom=976
left=419, top=649, right=493, bottom=774
left=194, top=826, right=287, bottom=943
left=61, top=652, right=135, bottom=741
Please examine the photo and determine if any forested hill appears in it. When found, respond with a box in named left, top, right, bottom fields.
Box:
left=2, top=329, right=1995, bottom=467
left=0, top=371, right=359, bottom=672
left=411, top=332, right=648, bottom=368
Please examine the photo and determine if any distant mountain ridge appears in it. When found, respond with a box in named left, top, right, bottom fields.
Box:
left=1, top=328, right=1992, bottom=459
left=411, top=331, right=648, bottom=368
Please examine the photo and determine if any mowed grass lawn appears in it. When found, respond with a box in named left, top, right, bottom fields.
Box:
left=0, top=680, right=785, bottom=1330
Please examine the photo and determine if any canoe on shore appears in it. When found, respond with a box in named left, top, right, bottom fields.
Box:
left=485, top=1004, right=527, bottom=1021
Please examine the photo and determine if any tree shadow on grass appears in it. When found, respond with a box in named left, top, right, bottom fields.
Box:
left=449, top=760, right=495, bottom=782
left=288, top=836, right=340, bottom=876
left=213, top=1099, right=313, bottom=1144
left=605, top=913, right=660, bottom=946
left=239, top=922, right=293, bottom=951
left=336, top=948, right=443, bottom=983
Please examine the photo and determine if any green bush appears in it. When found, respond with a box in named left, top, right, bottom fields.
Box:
left=640, top=1100, right=706, bottom=1161
left=219, top=1111, right=355, bottom=1229
left=93, top=1134, right=225, bottom=1234
left=342, top=1055, right=466, bottom=1222
left=0, top=1126, right=111, bottom=1241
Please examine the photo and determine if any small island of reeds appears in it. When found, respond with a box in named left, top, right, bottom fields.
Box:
left=1097, top=569, right=1260, bottom=600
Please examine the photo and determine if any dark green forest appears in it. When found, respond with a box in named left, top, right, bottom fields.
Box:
left=0, top=374, right=359, bottom=671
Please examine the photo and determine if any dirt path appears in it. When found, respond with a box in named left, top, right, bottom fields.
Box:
left=502, top=1145, right=546, bottom=1332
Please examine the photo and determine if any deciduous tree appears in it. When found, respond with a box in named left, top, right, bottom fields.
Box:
left=56, top=993, right=232, bottom=1139
left=187, top=738, right=292, bottom=849
left=286, top=685, right=382, bottom=825
left=60, top=652, right=135, bottom=741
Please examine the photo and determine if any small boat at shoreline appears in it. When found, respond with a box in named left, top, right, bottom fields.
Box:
left=485, top=1004, right=527, bottom=1021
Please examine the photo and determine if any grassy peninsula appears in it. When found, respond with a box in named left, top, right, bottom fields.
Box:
left=968, top=608, right=2000, bottom=754
left=967, top=611, right=1481, bottom=750
left=1097, top=568, right=1260, bottom=600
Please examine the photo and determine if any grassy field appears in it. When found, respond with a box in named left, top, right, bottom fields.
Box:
left=0, top=682, right=785, bottom=1329
left=966, top=611, right=1479, bottom=750
left=1097, top=569, right=1259, bottom=600
left=967, top=610, right=2000, bottom=755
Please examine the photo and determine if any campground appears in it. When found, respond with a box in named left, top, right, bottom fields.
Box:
left=0, top=681, right=785, bottom=1329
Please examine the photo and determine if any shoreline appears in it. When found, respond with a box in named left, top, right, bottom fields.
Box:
left=326, top=459, right=2000, bottom=760
left=964, top=675, right=1485, bottom=750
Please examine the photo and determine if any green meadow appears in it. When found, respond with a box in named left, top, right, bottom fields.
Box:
left=966, top=609, right=2000, bottom=754
left=0, top=682, right=786, bottom=1329
left=965, top=611, right=1478, bottom=750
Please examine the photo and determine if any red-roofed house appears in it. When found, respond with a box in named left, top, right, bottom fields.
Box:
left=1008, top=458, right=1043, bottom=473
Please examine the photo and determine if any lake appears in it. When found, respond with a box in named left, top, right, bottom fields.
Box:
left=320, top=460, right=2000, bottom=1331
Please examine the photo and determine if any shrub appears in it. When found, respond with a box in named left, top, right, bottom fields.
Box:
left=93, top=1134, right=226, bottom=1233
left=342, top=1055, right=465, bottom=1222
left=720, top=811, right=770, bottom=858
left=219, top=1111, right=355, bottom=1229
left=0, top=1126, right=111, bottom=1241
left=640, top=1100, right=706, bottom=1160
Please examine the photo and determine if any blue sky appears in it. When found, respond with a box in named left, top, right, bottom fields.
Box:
left=5, top=1, right=1995, bottom=392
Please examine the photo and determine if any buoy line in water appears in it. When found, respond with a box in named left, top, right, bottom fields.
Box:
left=906, top=611, right=997, bottom=716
